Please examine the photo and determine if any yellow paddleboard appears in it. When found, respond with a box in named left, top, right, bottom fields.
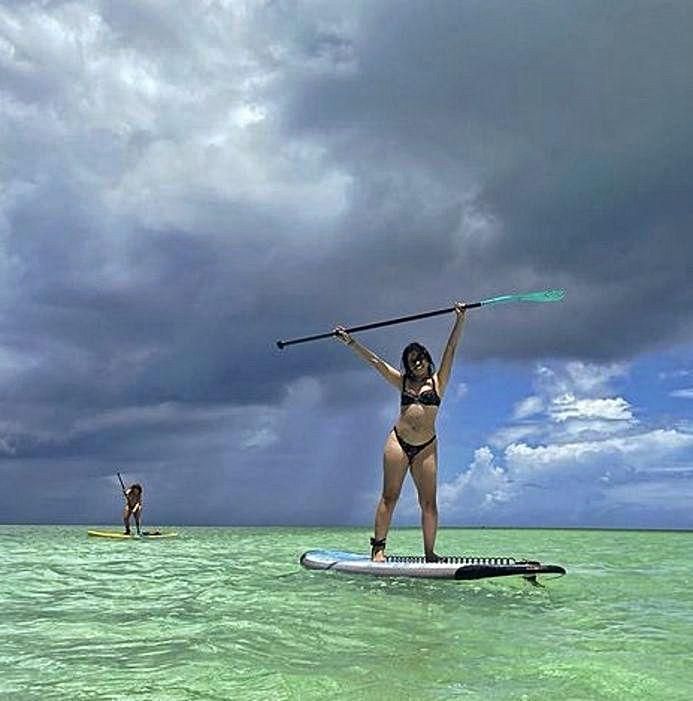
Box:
left=87, top=530, right=178, bottom=539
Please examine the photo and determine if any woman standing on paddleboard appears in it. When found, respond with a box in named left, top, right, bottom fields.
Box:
left=123, top=483, right=143, bottom=536
left=334, top=302, right=466, bottom=562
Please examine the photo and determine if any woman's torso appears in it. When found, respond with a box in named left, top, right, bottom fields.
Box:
left=395, top=374, right=440, bottom=443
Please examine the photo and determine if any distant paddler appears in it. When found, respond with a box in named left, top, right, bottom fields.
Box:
left=117, top=472, right=143, bottom=536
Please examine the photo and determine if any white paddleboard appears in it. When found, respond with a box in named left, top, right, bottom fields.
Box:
left=300, top=549, right=565, bottom=580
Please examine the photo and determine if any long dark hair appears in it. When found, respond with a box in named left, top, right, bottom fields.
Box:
left=400, top=342, right=435, bottom=381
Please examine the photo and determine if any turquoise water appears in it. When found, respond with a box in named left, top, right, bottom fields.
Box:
left=1, top=526, right=691, bottom=700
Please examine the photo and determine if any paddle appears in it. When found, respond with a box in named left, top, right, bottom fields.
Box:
left=276, top=288, right=566, bottom=349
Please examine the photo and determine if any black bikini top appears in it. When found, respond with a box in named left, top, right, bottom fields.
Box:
left=401, top=376, right=441, bottom=407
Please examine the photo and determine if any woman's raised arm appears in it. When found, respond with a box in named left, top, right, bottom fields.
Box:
left=334, top=326, right=401, bottom=389
left=436, top=303, right=466, bottom=396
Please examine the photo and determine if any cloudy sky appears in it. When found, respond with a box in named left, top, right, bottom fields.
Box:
left=1, top=0, right=692, bottom=528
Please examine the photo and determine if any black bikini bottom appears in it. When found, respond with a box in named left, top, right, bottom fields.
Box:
left=393, top=427, right=437, bottom=464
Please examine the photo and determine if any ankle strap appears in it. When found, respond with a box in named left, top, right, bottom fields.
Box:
left=370, top=537, right=386, bottom=547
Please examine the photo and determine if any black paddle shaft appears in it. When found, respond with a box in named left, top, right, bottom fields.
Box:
left=276, top=302, right=481, bottom=349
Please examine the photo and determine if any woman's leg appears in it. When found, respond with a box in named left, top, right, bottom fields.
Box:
left=372, top=431, right=409, bottom=561
left=123, top=507, right=131, bottom=534
left=409, top=442, right=438, bottom=561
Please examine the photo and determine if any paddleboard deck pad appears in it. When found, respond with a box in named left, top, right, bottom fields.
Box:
left=300, top=549, right=565, bottom=580
left=87, top=530, right=178, bottom=539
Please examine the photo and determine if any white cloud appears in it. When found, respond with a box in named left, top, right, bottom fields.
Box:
left=489, top=424, right=541, bottom=449
left=438, top=428, right=693, bottom=526
left=554, top=418, right=637, bottom=439
left=504, top=429, right=693, bottom=473
left=549, top=394, right=634, bottom=423
left=439, top=446, right=510, bottom=513
left=536, top=361, right=629, bottom=397
left=512, top=395, right=543, bottom=419
left=437, top=358, right=693, bottom=527
left=670, top=388, right=693, bottom=399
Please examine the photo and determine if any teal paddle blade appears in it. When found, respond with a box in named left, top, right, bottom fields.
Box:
left=480, top=289, right=565, bottom=306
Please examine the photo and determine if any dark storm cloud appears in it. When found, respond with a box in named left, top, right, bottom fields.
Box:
left=280, top=0, right=693, bottom=358
left=1, top=1, right=691, bottom=524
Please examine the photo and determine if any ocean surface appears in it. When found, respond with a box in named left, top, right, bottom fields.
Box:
left=0, top=526, right=691, bottom=700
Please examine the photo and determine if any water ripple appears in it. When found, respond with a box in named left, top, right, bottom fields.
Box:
left=0, top=526, right=691, bottom=700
